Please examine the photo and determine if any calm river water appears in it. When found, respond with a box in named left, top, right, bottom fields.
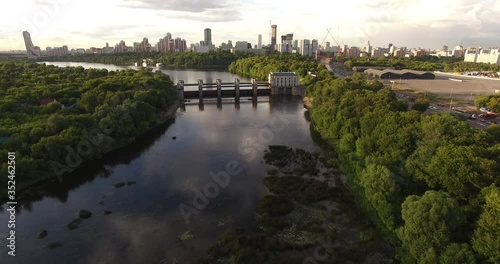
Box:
left=0, top=63, right=320, bottom=263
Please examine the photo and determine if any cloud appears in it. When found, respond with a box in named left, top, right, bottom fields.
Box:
left=120, top=0, right=230, bottom=12
left=165, top=8, right=242, bottom=22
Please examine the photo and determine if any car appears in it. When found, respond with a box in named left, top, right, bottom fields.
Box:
left=470, top=114, right=477, bottom=119
left=480, top=107, right=491, bottom=112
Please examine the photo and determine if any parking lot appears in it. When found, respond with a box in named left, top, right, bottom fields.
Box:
left=386, top=72, right=500, bottom=102
left=394, top=92, right=497, bottom=130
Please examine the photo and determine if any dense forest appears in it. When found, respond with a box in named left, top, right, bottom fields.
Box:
left=306, top=74, right=500, bottom=263
left=41, top=50, right=254, bottom=68
left=0, top=62, right=177, bottom=197
left=228, top=54, right=330, bottom=85
left=345, top=56, right=500, bottom=72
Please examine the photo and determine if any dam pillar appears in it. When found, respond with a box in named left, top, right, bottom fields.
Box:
left=234, top=78, right=240, bottom=100
left=177, top=80, right=184, bottom=102
left=198, top=79, right=203, bottom=100
left=252, top=79, right=258, bottom=97
left=216, top=79, right=222, bottom=100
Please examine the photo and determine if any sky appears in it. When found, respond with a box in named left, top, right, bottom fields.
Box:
left=1, top=0, right=499, bottom=51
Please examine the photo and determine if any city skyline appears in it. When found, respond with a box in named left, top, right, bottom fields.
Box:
left=2, top=0, right=500, bottom=51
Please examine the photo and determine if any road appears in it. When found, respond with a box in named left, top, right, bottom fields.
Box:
left=425, top=104, right=496, bottom=129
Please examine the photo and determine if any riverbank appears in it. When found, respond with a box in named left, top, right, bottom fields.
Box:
left=303, top=96, right=313, bottom=109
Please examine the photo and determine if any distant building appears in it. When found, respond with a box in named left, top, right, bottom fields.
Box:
left=364, top=40, right=372, bottom=54
left=393, top=48, right=406, bottom=57
left=234, top=41, right=249, bottom=50
left=476, top=48, right=500, bottom=64
left=371, top=47, right=387, bottom=58
left=463, top=47, right=500, bottom=64
left=311, top=39, right=318, bottom=56
left=45, top=46, right=69, bottom=56
left=268, top=72, right=300, bottom=87
left=157, top=33, right=173, bottom=53
left=364, top=69, right=435, bottom=79
left=464, top=48, right=479, bottom=62
left=300, top=39, right=311, bottom=56
left=293, top=40, right=298, bottom=51
left=230, top=48, right=265, bottom=55
left=452, top=45, right=464, bottom=57
left=115, top=40, right=128, bottom=53
left=344, top=46, right=360, bottom=58
left=271, top=25, right=277, bottom=51
left=194, top=45, right=210, bottom=53
left=388, top=43, right=394, bottom=54
left=413, top=49, right=425, bottom=57
left=277, top=33, right=293, bottom=53
left=23, top=31, right=41, bottom=58
left=138, top=38, right=151, bottom=52
left=258, top=34, right=262, bottom=49
left=174, top=37, right=187, bottom=52
left=204, top=28, right=212, bottom=47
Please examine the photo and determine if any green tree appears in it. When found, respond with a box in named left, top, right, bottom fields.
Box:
left=360, top=164, right=400, bottom=231
left=412, top=98, right=430, bottom=112
left=472, top=185, right=500, bottom=263
left=398, top=191, right=465, bottom=263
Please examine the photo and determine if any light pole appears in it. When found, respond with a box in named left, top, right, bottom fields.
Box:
left=449, top=86, right=454, bottom=110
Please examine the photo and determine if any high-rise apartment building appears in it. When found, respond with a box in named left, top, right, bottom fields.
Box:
left=464, top=48, right=500, bottom=64
left=311, top=39, right=318, bottom=56
left=278, top=33, right=294, bottom=53
left=174, top=37, right=187, bottom=52
left=138, top=37, right=151, bottom=52
left=258, top=34, right=262, bottom=49
left=115, top=40, right=128, bottom=53
left=23, top=31, right=41, bottom=58
left=204, top=28, right=212, bottom=47
left=300, top=39, right=311, bottom=56
left=271, top=25, right=277, bottom=51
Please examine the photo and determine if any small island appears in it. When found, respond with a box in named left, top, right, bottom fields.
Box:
left=0, top=62, right=178, bottom=199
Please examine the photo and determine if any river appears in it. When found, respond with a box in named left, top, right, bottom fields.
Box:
left=39, top=62, right=252, bottom=90
left=0, top=63, right=320, bottom=263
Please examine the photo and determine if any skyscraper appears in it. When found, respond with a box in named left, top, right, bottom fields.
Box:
left=311, top=39, right=319, bottom=56
left=258, top=34, right=262, bottom=49
left=300, top=39, right=311, bottom=56
left=204, top=28, right=212, bottom=47
left=23, top=31, right=40, bottom=58
left=271, top=25, right=277, bottom=51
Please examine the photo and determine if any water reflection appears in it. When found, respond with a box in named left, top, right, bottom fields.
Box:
left=3, top=120, right=175, bottom=210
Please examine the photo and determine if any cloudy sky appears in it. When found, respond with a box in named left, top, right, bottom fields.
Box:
left=1, top=0, right=499, bottom=51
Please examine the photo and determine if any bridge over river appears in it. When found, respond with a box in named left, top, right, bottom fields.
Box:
left=177, top=78, right=305, bottom=102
